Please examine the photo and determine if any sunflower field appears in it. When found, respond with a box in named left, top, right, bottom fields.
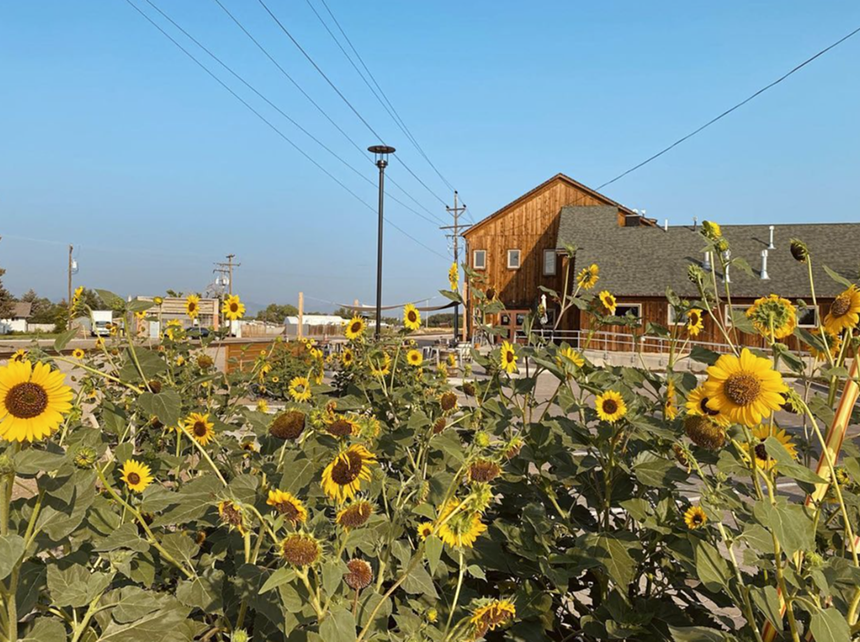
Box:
left=1, top=226, right=860, bottom=641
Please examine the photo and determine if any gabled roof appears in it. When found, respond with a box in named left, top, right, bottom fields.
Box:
left=463, top=173, right=637, bottom=238
left=557, top=206, right=860, bottom=298
left=9, top=303, right=32, bottom=319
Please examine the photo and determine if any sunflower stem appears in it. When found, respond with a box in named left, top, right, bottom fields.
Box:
left=180, top=426, right=227, bottom=487
left=444, top=550, right=466, bottom=636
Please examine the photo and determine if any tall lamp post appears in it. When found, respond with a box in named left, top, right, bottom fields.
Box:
left=368, top=145, right=395, bottom=339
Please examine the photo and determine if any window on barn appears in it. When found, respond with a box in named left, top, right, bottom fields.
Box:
left=507, top=249, right=521, bottom=269
left=473, top=250, right=486, bottom=270
left=613, top=303, right=642, bottom=320
left=797, top=306, right=819, bottom=327
left=543, top=249, right=557, bottom=276
left=667, top=305, right=684, bottom=326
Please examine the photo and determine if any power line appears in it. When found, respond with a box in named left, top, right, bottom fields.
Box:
left=598, top=24, right=860, bottom=190
left=123, top=0, right=451, bottom=261
left=254, top=0, right=452, bottom=208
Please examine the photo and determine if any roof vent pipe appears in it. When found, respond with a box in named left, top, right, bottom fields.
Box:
left=723, top=250, right=731, bottom=283
left=663, top=219, right=669, bottom=231
left=693, top=216, right=698, bottom=230
left=768, top=225, right=775, bottom=250
left=703, top=251, right=712, bottom=271
left=761, top=250, right=770, bottom=280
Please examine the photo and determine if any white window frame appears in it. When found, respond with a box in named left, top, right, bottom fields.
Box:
left=543, top=249, right=557, bottom=276
left=614, top=302, right=642, bottom=320
left=667, top=305, right=684, bottom=326
left=797, top=305, right=819, bottom=328
left=473, top=250, right=486, bottom=270
left=507, top=249, right=521, bottom=270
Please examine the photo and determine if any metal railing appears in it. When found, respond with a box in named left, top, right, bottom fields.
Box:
left=529, top=328, right=738, bottom=355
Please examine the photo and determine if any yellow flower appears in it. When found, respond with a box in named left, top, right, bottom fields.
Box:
left=72, top=348, right=85, bottom=360
left=594, top=390, right=626, bottom=423
left=702, top=220, right=722, bottom=240
left=448, top=262, right=459, bottom=291
left=10, top=349, right=28, bottom=363
left=407, top=349, right=423, bottom=367
left=222, top=294, right=245, bottom=321
left=183, top=412, right=215, bottom=446
left=403, top=304, right=421, bottom=331
left=341, top=348, right=354, bottom=367
left=684, top=506, right=707, bottom=530
left=218, top=500, right=249, bottom=536
left=256, top=399, right=269, bottom=413
left=437, top=499, right=486, bottom=549
left=807, top=328, right=841, bottom=361
left=824, top=285, right=860, bottom=335
left=685, top=385, right=730, bottom=427
left=749, top=424, right=798, bottom=471
left=281, top=533, right=321, bottom=567
left=499, top=341, right=517, bottom=374
left=153, top=296, right=164, bottom=305
left=598, top=290, right=616, bottom=315
left=470, top=599, right=516, bottom=635
left=321, top=444, right=377, bottom=503
left=665, top=380, right=678, bottom=420
left=557, top=346, right=584, bottom=369
left=369, top=353, right=391, bottom=378
left=288, top=376, right=312, bottom=402
left=120, top=459, right=154, bottom=493
left=703, top=348, right=787, bottom=427
left=0, top=360, right=73, bottom=442
left=746, top=294, right=797, bottom=340
left=344, top=316, right=366, bottom=340
left=577, top=264, right=599, bottom=290
left=266, top=490, right=308, bottom=524
left=95, top=338, right=105, bottom=349
left=271, top=376, right=280, bottom=384
left=417, top=522, right=434, bottom=540
left=336, top=500, right=373, bottom=529
left=686, top=309, right=704, bottom=337
left=185, top=294, right=201, bottom=319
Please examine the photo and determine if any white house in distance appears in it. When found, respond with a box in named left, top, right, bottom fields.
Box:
left=0, top=303, right=32, bottom=334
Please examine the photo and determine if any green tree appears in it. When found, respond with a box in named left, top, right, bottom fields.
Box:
left=20, top=289, right=59, bottom=324
left=0, top=267, right=14, bottom=319
left=255, top=303, right=299, bottom=324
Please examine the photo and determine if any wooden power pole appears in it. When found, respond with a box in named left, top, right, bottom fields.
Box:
left=67, top=244, right=74, bottom=329
left=214, top=254, right=240, bottom=296
left=441, top=192, right=469, bottom=342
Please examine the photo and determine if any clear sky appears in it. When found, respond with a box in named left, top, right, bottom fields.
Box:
left=2, top=1, right=858, bottom=312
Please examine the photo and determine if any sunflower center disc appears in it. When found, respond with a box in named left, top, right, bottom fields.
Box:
left=5, top=382, right=49, bottom=419
left=724, top=373, right=761, bottom=406
left=194, top=422, right=208, bottom=437
left=127, top=472, right=141, bottom=485
left=830, top=296, right=851, bottom=318
left=602, top=399, right=618, bottom=415
left=276, top=501, right=299, bottom=521
left=754, top=443, right=770, bottom=462
left=331, top=452, right=363, bottom=485
left=699, top=396, right=720, bottom=417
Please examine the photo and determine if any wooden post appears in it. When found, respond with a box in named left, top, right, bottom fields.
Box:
left=297, top=292, right=304, bottom=340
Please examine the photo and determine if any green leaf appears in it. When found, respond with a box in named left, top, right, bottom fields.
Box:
left=53, top=328, right=78, bottom=352
left=764, top=436, right=826, bottom=484
left=319, top=606, right=357, bottom=642
left=668, top=625, right=729, bottom=641
left=112, top=586, right=172, bottom=624
left=98, top=605, right=193, bottom=642
left=632, top=451, right=684, bottom=488
left=751, top=585, right=783, bottom=632
left=21, top=617, right=66, bottom=642
left=809, top=607, right=851, bottom=642
left=754, top=499, right=814, bottom=558
left=95, top=289, right=124, bottom=309
left=402, top=563, right=438, bottom=598
left=823, top=265, right=854, bottom=289
left=690, top=345, right=720, bottom=366
left=582, top=533, right=637, bottom=588
left=259, top=567, right=296, bottom=594
left=321, top=559, right=347, bottom=597
left=693, top=539, right=731, bottom=592
left=13, top=448, right=66, bottom=476
left=425, top=535, right=443, bottom=575
left=0, top=535, right=25, bottom=581
left=47, top=565, right=112, bottom=608
left=137, top=390, right=181, bottom=428
left=176, top=569, right=224, bottom=613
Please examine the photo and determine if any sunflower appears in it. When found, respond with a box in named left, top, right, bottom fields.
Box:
left=685, top=385, right=730, bottom=427
left=749, top=424, right=798, bottom=471
left=71, top=348, right=85, bottom=360
left=824, top=285, right=860, bottom=335
left=403, top=304, right=421, bottom=331
left=222, top=294, right=245, bottom=321
left=417, top=522, right=434, bottom=540
left=256, top=399, right=269, bottom=413
left=807, top=328, right=841, bottom=361
left=577, top=264, right=599, bottom=290
left=341, top=348, right=354, bottom=367
left=336, top=500, right=373, bottom=530
left=321, top=444, right=377, bottom=503
left=746, top=294, right=797, bottom=340
left=218, top=500, right=249, bottom=536
left=344, top=316, right=366, bottom=340
left=281, top=533, right=321, bottom=567
left=446, top=352, right=457, bottom=368
left=686, top=309, right=704, bottom=337
left=703, top=348, right=788, bottom=427
left=269, top=410, right=305, bottom=440
left=448, top=262, right=459, bottom=291
left=271, top=376, right=280, bottom=384
left=266, top=490, right=307, bottom=524
left=288, top=376, right=312, bottom=402
left=0, top=360, right=73, bottom=442
left=369, top=353, right=391, bottom=378
left=665, top=380, right=678, bottom=420
left=598, top=291, right=618, bottom=316
left=183, top=412, right=215, bottom=446
left=684, top=506, right=707, bottom=530
left=10, top=350, right=28, bottom=363
left=594, top=390, right=626, bottom=423
left=469, top=460, right=502, bottom=483
left=557, top=346, right=584, bottom=369
left=406, top=349, right=423, bottom=367
left=344, top=559, right=373, bottom=590
left=470, top=599, right=516, bottom=636
left=437, top=499, right=487, bottom=549
left=499, top=341, right=518, bottom=374
left=153, top=296, right=164, bottom=305
left=120, top=459, right=154, bottom=493
left=326, top=416, right=358, bottom=437
left=185, top=294, right=200, bottom=319
left=702, top=220, right=722, bottom=240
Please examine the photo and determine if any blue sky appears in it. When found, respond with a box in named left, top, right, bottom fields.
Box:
left=1, top=1, right=858, bottom=311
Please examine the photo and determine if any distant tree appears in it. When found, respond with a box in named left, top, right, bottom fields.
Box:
left=426, top=313, right=455, bottom=327
left=0, top=268, right=14, bottom=319
left=20, top=290, right=59, bottom=324
left=332, top=307, right=356, bottom=319
left=256, top=303, right=299, bottom=324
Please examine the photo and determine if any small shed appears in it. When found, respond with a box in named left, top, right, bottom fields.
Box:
left=0, top=303, right=32, bottom=334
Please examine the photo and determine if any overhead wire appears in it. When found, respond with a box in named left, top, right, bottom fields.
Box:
left=123, top=0, right=452, bottom=261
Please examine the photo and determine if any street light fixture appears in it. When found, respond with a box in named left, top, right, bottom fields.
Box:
left=368, top=145, right=395, bottom=339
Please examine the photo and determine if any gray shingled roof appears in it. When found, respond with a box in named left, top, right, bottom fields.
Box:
left=556, top=206, right=860, bottom=298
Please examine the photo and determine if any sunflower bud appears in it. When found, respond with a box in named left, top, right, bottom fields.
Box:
left=789, top=239, right=809, bottom=263
left=806, top=551, right=824, bottom=569
left=687, top=264, right=706, bottom=284
left=197, top=354, right=214, bottom=370
left=684, top=416, right=726, bottom=450
left=474, top=431, right=491, bottom=448
left=73, top=446, right=98, bottom=469
left=231, top=631, right=249, bottom=642
left=0, top=454, right=15, bottom=476
left=715, top=238, right=730, bottom=254
left=426, top=608, right=439, bottom=623
left=702, top=220, right=722, bottom=240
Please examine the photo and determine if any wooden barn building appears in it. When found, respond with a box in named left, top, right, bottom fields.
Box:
left=462, top=173, right=859, bottom=350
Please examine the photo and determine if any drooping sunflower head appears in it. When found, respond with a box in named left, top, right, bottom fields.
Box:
left=686, top=309, right=704, bottom=336
left=468, top=459, right=502, bottom=484
left=598, top=290, right=617, bottom=316
left=437, top=499, right=487, bottom=549
left=326, top=416, right=357, bottom=438
left=577, top=264, right=600, bottom=290
left=499, top=341, right=518, bottom=374
left=469, top=599, right=516, bottom=638
left=684, top=415, right=726, bottom=450
left=266, top=490, right=307, bottom=524
left=270, top=410, right=306, bottom=440
left=403, top=304, right=421, bottom=331
left=594, top=390, right=627, bottom=423
left=448, top=262, right=459, bottom=291
left=750, top=424, right=798, bottom=471
left=184, top=412, right=215, bottom=446
left=824, top=285, right=860, bottom=335
left=0, top=360, right=73, bottom=442
left=288, top=376, right=312, bottom=402
left=406, top=349, right=423, bottom=367
left=368, top=353, right=391, bottom=378
left=684, top=506, right=708, bottom=530
left=440, top=392, right=458, bottom=413
left=344, top=558, right=373, bottom=590
left=665, top=380, right=678, bottom=420
left=185, top=294, right=200, bottom=319
left=701, top=220, right=722, bottom=241
left=321, top=444, right=377, bottom=503
left=344, top=316, right=366, bottom=341
left=280, top=533, right=321, bottom=567
left=341, top=348, right=354, bottom=367
left=218, top=500, right=250, bottom=535
left=557, top=346, right=584, bottom=370
left=221, top=295, right=246, bottom=321
left=685, top=385, right=730, bottom=427
left=703, top=348, right=788, bottom=427
left=746, top=294, right=797, bottom=340
left=120, top=458, right=154, bottom=493
left=807, top=328, right=842, bottom=362
left=336, top=500, right=373, bottom=530
left=485, top=287, right=497, bottom=303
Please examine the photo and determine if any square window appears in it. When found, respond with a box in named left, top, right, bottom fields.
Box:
left=507, top=249, right=521, bottom=269
left=473, top=250, right=486, bottom=270
left=797, top=306, right=819, bottom=327
left=613, top=303, right=642, bottom=321
left=543, top=249, right=557, bottom=276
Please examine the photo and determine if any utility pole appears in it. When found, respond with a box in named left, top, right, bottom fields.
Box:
left=214, top=254, right=240, bottom=296
left=67, top=245, right=74, bottom=329
left=441, top=191, right=470, bottom=343
left=368, top=145, right=395, bottom=339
